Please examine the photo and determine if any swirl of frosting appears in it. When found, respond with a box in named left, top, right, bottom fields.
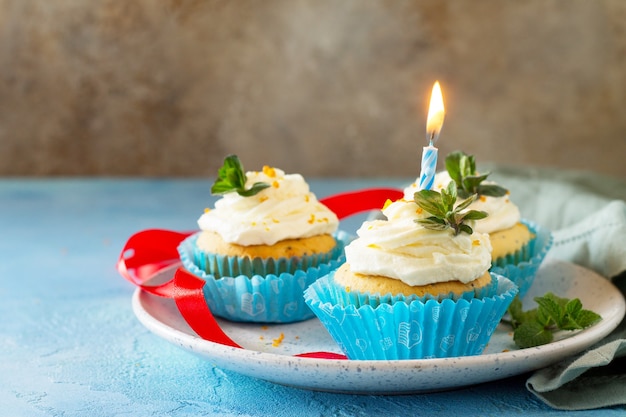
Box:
left=198, top=166, right=338, bottom=246
left=344, top=199, right=492, bottom=286
left=403, top=171, right=520, bottom=234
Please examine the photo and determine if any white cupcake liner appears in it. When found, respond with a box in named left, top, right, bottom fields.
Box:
left=490, top=220, right=553, bottom=298
left=304, top=272, right=518, bottom=360
left=178, top=231, right=351, bottom=323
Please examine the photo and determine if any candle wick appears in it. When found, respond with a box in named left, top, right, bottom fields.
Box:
left=427, top=130, right=437, bottom=146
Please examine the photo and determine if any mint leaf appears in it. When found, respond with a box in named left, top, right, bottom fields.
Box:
left=441, top=182, right=457, bottom=208
left=417, top=217, right=448, bottom=231
left=444, top=151, right=464, bottom=185
left=413, top=182, right=486, bottom=236
left=237, top=182, right=271, bottom=197
left=445, top=151, right=508, bottom=199
left=462, top=210, right=489, bottom=221
left=211, top=155, right=270, bottom=197
left=507, top=293, right=602, bottom=348
left=477, top=184, right=508, bottom=197
left=534, top=294, right=563, bottom=326
left=513, top=321, right=554, bottom=349
left=413, top=190, right=445, bottom=215
left=565, top=298, right=583, bottom=317
left=508, top=296, right=538, bottom=328
left=455, top=194, right=476, bottom=212
left=572, top=309, right=602, bottom=329
left=458, top=224, right=473, bottom=235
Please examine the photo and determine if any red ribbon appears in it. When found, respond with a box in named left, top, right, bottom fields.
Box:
left=117, top=187, right=403, bottom=358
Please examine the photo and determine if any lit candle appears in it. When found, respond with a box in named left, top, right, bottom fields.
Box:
left=418, top=81, right=446, bottom=190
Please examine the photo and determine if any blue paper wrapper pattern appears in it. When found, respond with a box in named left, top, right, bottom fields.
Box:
left=304, top=272, right=518, bottom=360
left=178, top=231, right=351, bottom=323
left=187, top=234, right=343, bottom=278
left=490, top=220, right=553, bottom=298
left=323, top=272, right=499, bottom=308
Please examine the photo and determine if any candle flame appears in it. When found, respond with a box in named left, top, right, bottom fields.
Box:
left=426, top=81, right=445, bottom=144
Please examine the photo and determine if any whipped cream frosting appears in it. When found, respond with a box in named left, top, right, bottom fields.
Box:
left=403, top=171, right=520, bottom=234
left=344, top=198, right=492, bottom=286
left=198, top=166, right=339, bottom=246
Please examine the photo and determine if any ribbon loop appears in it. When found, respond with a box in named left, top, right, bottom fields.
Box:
left=117, top=188, right=403, bottom=357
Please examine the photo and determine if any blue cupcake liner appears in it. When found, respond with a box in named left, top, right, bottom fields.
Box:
left=186, top=234, right=341, bottom=278
left=490, top=220, right=553, bottom=299
left=326, top=272, right=499, bottom=308
left=304, top=272, right=518, bottom=360
left=178, top=231, right=351, bottom=323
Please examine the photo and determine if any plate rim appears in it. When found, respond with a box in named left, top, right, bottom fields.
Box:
left=131, top=259, right=625, bottom=394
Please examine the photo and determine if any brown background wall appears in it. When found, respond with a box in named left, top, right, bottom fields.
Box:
left=1, top=0, right=625, bottom=178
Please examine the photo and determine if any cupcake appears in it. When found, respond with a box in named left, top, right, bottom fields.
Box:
left=304, top=182, right=518, bottom=360
left=178, top=155, right=348, bottom=323
left=404, top=151, right=552, bottom=297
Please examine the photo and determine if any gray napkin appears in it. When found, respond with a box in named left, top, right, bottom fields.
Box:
left=489, top=166, right=626, bottom=410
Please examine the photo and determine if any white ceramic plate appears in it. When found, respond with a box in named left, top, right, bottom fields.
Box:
left=132, top=259, right=625, bottom=394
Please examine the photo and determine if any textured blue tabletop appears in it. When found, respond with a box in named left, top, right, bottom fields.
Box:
left=1, top=178, right=623, bottom=417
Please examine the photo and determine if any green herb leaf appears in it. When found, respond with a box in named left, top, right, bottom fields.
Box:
left=455, top=194, right=477, bottom=212
left=478, top=184, right=509, bottom=197
left=417, top=217, right=449, bottom=231
left=413, top=182, right=485, bottom=236
left=534, top=293, right=564, bottom=326
left=445, top=151, right=508, bottom=199
left=513, top=321, right=554, bottom=349
left=462, top=209, right=488, bottom=221
left=573, top=309, right=603, bottom=329
left=508, top=297, right=538, bottom=330
left=237, top=182, right=271, bottom=197
left=507, top=293, right=602, bottom=348
left=565, top=298, right=582, bottom=317
left=413, top=190, right=445, bottom=215
left=210, top=155, right=270, bottom=197
left=458, top=224, right=474, bottom=235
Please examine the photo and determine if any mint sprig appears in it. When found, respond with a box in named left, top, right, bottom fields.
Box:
left=507, top=293, right=602, bottom=348
left=211, top=155, right=270, bottom=197
left=445, top=151, right=508, bottom=199
left=413, top=181, right=488, bottom=236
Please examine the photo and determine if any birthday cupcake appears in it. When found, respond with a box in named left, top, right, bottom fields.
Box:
left=178, top=155, right=348, bottom=323
left=304, top=182, right=518, bottom=360
left=404, top=151, right=552, bottom=297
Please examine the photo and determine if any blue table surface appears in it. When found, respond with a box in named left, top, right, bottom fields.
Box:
left=2, top=178, right=624, bottom=417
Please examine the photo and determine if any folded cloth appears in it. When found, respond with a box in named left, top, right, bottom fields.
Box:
left=488, top=166, right=626, bottom=410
